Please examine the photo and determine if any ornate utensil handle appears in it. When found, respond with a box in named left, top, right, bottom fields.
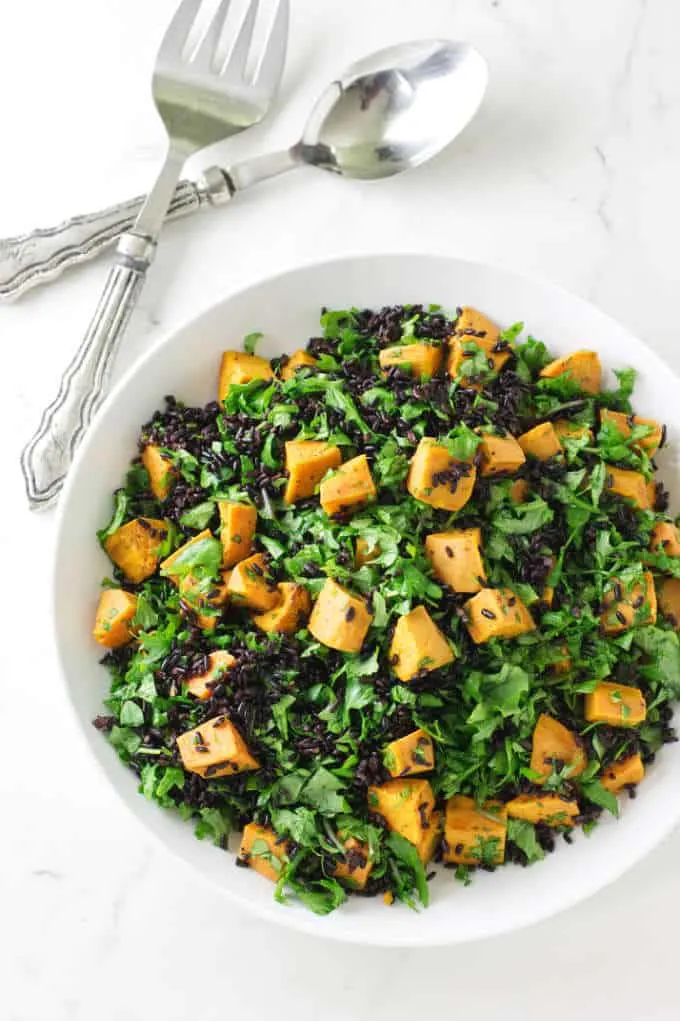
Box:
left=0, top=169, right=232, bottom=301
left=20, top=235, right=154, bottom=507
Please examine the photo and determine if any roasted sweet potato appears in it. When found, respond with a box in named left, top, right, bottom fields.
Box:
left=105, top=518, right=168, bottom=583
left=604, top=465, right=655, bottom=511
left=284, top=441, right=342, bottom=504
left=319, top=454, right=377, bottom=517
left=280, top=350, right=317, bottom=381
left=141, top=444, right=175, bottom=500
left=308, top=578, right=373, bottom=652
left=252, top=582, right=311, bottom=634
left=407, top=438, right=476, bottom=512
left=463, top=587, right=535, bottom=643
left=658, top=577, right=680, bottom=627
left=333, top=838, right=373, bottom=890
left=600, top=571, right=657, bottom=634
left=518, top=422, right=563, bottom=461
left=539, top=350, right=602, bottom=394
left=425, top=528, right=486, bottom=593
left=478, top=433, right=526, bottom=476
left=600, top=753, right=645, bottom=793
left=93, top=589, right=138, bottom=648
left=384, top=729, right=435, bottom=778
left=600, top=408, right=663, bottom=456
left=585, top=682, right=646, bottom=727
left=218, top=501, right=257, bottom=567
left=442, top=796, right=507, bottom=865
left=506, top=794, right=579, bottom=826
left=369, top=779, right=439, bottom=861
left=379, top=343, right=443, bottom=378
left=355, top=537, right=380, bottom=567
left=177, top=716, right=260, bottom=778
left=238, top=823, right=290, bottom=882
left=530, top=713, right=586, bottom=782
left=219, top=351, right=272, bottom=400
left=227, top=553, right=281, bottom=612
left=389, top=605, right=454, bottom=681
left=447, top=307, right=511, bottom=382
left=650, top=521, right=680, bottom=557
left=552, top=419, right=593, bottom=443
left=185, top=650, right=236, bottom=699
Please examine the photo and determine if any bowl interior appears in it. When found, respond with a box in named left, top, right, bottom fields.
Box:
left=54, top=253, right=680, bottom=946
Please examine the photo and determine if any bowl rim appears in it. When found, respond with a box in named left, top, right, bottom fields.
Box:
left=52, top=249, right=680, bottom=947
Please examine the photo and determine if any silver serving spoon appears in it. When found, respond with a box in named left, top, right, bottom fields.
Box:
left=1, top=39, right=488, bottom=301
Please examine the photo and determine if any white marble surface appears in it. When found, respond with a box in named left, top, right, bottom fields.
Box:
left=3, top=0, right=680, bottom=1016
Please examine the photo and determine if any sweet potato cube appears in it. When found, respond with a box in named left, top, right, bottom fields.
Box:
left=379, top=343, right=443, bottom=378
left=284, top=440, right=342, bottom=504
left=238, top=823, right=290, bottom=883
left=320, top=454, right=377, bottom=517
left=141, top=444, right=175, bottom=501
left=219, top=351, right=272, bottom=400
left=93, top=589, right=138, bottom=648
left=659, top=577, right=680, bottom=627
left=184, top=651, right=236, bottom=700
left=355, top=537, right=380, bottom=567
left=478, top=433, right=526, bottom=476
left=518, top=422, right=563, bottom=461
left=447, top=307, right=511, bottom=382
left=600, top=408, right=663, bottom=456
left=442, top=796, right=507, bottom=866
left=509, top=478, right=529, bottom=504
left=252, top=582, right=311, bottom=634
left=417, top=810, right=443, bottom=865
left=425, top=528, right=486, bottom=593
left=539, top=350, right=602, bottom=394
left=463, top=587, right=535, bottom=644
left=553, top=419, right=593, bottom=443
left=600, top=753, right=645, bottom=794
left=389, top=605, right=454, bottom=682
left=585, top=682, right=646, bottom=727
left=104, top=517, right=168, bottom=584
left=600, top=571, right=657, bottom=634
left=218, top=501, right=257, bottom=567
left=368, top=779, right=436, bottom=854
left=506, top=794, right=579, bottom=827
left=160, top=529, right=214, bottom=580
left=530, top=713, right=586, bottom=782
left=177, top=716, right=259, bottom=778
left=407, top=438, right=476, bottom=512
left=308, top=578, right=372, bottom=652
left=227, top=553, right=280, bottom=612
left=650, top=521, right=680, bottom=556
left=384, top=729, right=435, bottom=778
left=604, top=464, right=655, bottom=511
left=280, top=349, right=317, bottom=381
left=333, top=838, right=373, bottom=890
left=179, top=569, right=231, bottom=631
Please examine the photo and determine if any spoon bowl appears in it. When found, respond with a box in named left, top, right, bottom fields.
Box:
left=298, top=40, right=488, bottom=180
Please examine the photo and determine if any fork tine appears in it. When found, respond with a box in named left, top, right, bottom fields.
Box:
left=223, top=0, right=259, bottom=79
left=158, top=0, right=204, bottom=60
left=192, top=0, right=232, bottom=70
left=252, top=0, right=289, bottom=91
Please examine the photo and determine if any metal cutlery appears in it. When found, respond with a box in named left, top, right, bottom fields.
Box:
left=20, top=0, right=288, bottom=509
left=4, top=39, right=486, bottom=304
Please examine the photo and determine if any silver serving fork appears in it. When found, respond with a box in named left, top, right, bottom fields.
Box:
left=21, top=0, right=288, bottom=509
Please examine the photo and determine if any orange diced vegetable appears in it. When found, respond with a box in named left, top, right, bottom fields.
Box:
left=93, top=589, right=138, bottom=648
left=407, top=438, right=476, bottom=512
left=389, top=605, right=454, bottom=681
left=308, top=578, right=373, bottom=652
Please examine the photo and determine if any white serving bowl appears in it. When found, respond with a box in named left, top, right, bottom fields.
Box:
left=54, top=253, right=680, bottom=947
